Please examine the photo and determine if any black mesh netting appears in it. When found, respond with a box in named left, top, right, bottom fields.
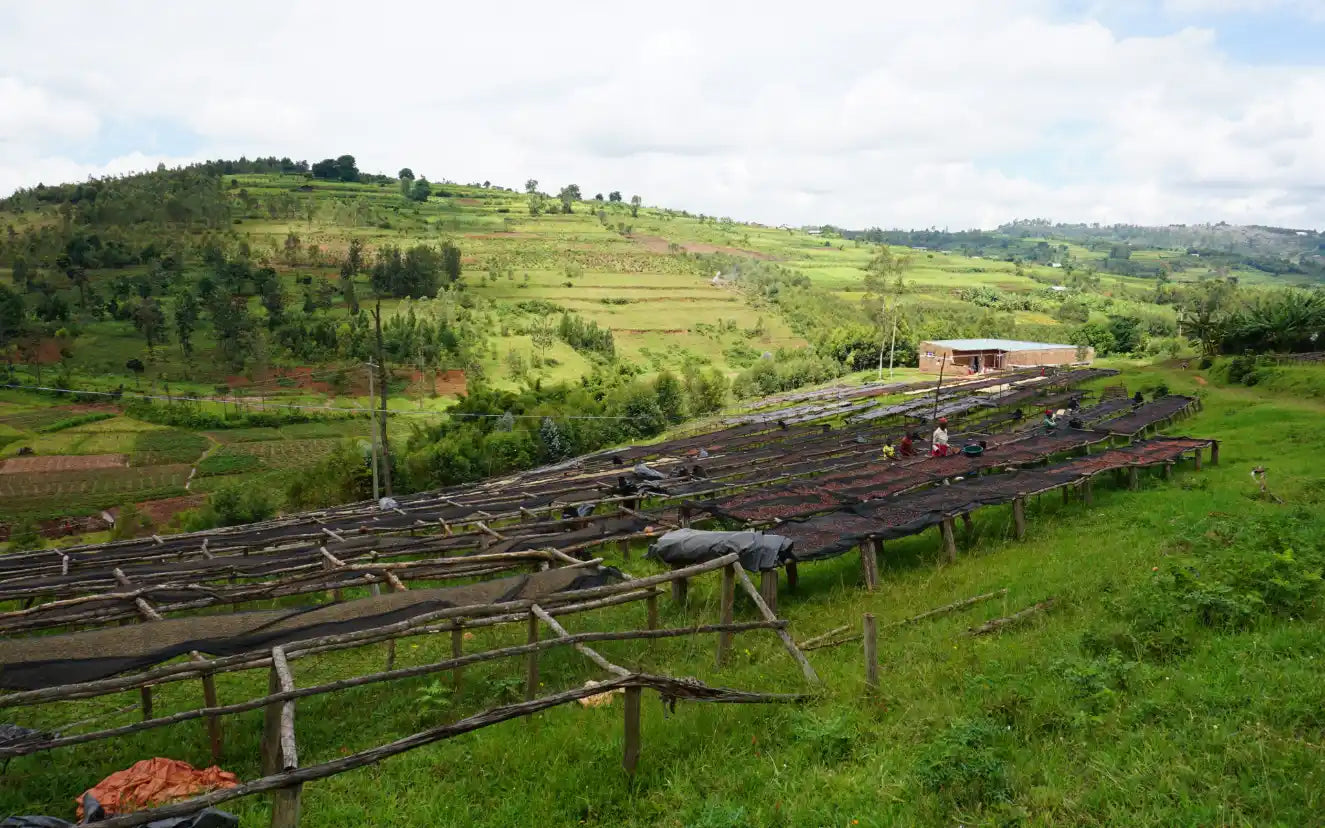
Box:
left=700, top=485, right=854, bottom=522
left=1092, top=396, right=1195, bottom=435
left=0, top=567, right=624, bottom=691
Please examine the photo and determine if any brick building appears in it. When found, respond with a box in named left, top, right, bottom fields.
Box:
left=918, top=338, right=1091, bottom=373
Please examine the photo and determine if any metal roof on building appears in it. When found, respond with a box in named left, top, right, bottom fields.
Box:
left=924, top=338, right=1077, bottom=352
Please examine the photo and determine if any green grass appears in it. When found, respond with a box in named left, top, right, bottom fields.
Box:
left=3, top=366, right=1324, bottom=825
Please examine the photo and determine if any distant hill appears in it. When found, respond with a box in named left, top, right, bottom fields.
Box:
left=838, top=220, right=1325, bottom=285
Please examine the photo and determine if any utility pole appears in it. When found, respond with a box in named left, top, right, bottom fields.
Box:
left=366, top=360, right=380, bottom=501
left=932, top=354, right=947, bottom=422
left=372, top=300, right=393, bottom=497
left=888, top=310, right=899, bottom=380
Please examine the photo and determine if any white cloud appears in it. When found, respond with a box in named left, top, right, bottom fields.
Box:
left=0, top=0, right=1323, bottom=229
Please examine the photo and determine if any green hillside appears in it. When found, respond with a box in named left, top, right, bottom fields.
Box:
left=1, top=157, right=1322, bottom=525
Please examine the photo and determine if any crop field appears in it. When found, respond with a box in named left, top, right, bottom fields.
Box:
left=0, top=464, right=193, bottom=520
left=129, top=429, right=210, bottom=466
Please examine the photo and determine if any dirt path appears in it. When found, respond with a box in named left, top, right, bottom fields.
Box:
left=185, top=435, right=222, bottom=491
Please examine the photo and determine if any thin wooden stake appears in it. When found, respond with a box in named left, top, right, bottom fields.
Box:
left=140, top=686, right=153, bottom=721
left=646, top=594, right=659, bottom=631
left=1012, top=495, right=1027, bottom=540
left=1210, top=440, right=1220, bottom=465
left=671, top=576, right=689, bottom=606
left=1194, top=447, right=1203, bottom=471
left=525, top=611, right=539, bottom=701
left=191, top=652, right=222, bottom=763
left=863, top=614, right=878, bottom=693
left=760, top=569, right=779, bottom=614
left=1128, top=465, right=1139, bottom=490
left=451, top=621, right=464, bottom=691
left=716, top=564, right=736, bottom=667
left=622, top=686, right=642, bottom=775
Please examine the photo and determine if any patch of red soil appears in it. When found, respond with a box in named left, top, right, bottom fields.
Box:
left=225, top=366, right=367, bottom=396
left=133, top=494, right=207, bottom=527
left=18, top=338, right=65, bottom=364
left=0, top=454, right=127, bottom=475
left=1194, top=376, right=1208, bottom=385
left=455, top=198, right=481, bottom=206
left=631, top=235, right=775, bottom=260
left=406, top=369, right=467, bottom=395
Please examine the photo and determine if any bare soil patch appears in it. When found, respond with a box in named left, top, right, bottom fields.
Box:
left=132, top=494, right=207, bottom=527
left=0, top=454, right=128, bottom=475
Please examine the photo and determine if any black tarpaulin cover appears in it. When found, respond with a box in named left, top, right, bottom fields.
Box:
left=0, top=567, right=624, bottom=691
left=647, top=529, right=794, bottom=572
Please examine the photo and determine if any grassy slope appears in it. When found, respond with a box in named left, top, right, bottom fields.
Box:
left=2, top=173, right=1178, bottom=398
left=3, top=363, right=1323, bottom=826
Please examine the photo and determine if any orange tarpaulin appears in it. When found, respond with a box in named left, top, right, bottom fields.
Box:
left=77, top=758, right=239, bottom=818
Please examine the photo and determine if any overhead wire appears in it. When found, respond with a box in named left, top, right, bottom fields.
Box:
left=0, top=382, right=643, bottom=420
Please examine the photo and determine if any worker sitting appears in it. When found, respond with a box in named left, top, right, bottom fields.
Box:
left=899, top=432, right=918, bottom=457
left=931, top=418, right=951, bottom=457
left=881, top=436, right=897, bottom=460
left=1042, top=408, right=1058, bottom=432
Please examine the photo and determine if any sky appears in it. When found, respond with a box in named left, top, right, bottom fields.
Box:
left=2, top=0, right=1324, bottom=231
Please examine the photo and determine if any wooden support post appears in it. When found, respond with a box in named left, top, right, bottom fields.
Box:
left=940, top=519, right=957, bottom=564
left=1163, top=462, right=1173, bottom=480
left=191, top=652, right=222, bottom=764
left=267, top=647, right=301, bottom=828
left=678, top=506, right=691, bottom=528
left=270, top=786, right=302, bottom=828
left=1083, top=477, right=1094, bottom=506
left=617, top=538, right=630, bottom=561
left=525, top=611, right=539, bottom=701
left=671, top=576, right=689, bottom=606
left=1128, top=465, right=1139, bottom=490
left=760, top=569, right=778, bottom=615
left=716, top=563, right=736, bottom=667
left=1210, top=441, right=1220, bottom=465
left=869, top=538, right=884, bottom=578
left=1012, top=495, right=1027, bottom=540
left=646, top=594, right=659, bottom=631
left=786, top=561, right=800, bottom=591
left=139, top=686, right=153, bottom=721
left=1062, top=485, right=1070, bottom=505
left=622, top=685, right=642, bottom=775
left=1194, top=447, right=1203, bottom=471
left=858, top=544, right=878, bottom=592
left=960, top=512, right=974, bottom=541
left=451, top=620, right=464, bottom=691
left=261, top=666, right=281, bottom=775
left=863, top=613, right=879, bottom=694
